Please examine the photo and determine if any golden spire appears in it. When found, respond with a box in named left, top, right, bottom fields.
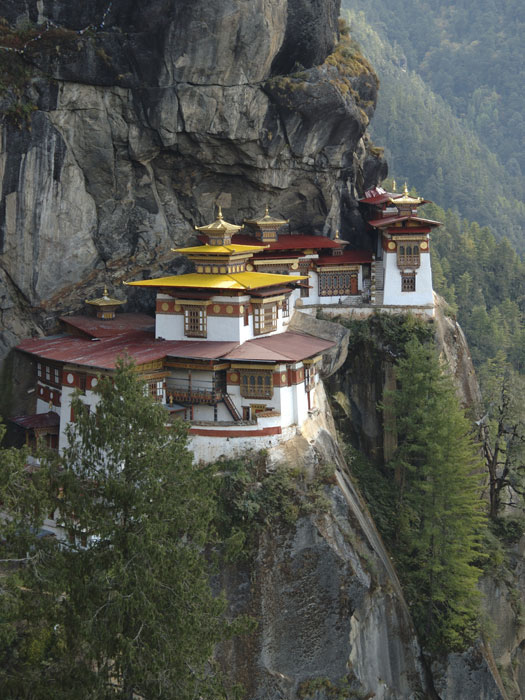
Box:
left=335, top=229, right=340, bottom=239
left=217, top=205, right=223, bottom=220
left=392, top=179, right=397, bottom=192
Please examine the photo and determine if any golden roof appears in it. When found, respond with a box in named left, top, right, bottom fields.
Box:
left=125, top=271, right=306, bottom=291
left=86, top=287, right=125, bottom=307
left=244, top=205, right=289, bottom=227
left=195, top=206, right=242, bottom=234
left=390, top=183, right=423, bottom=207
left=172, top=243, right=267, bottom=255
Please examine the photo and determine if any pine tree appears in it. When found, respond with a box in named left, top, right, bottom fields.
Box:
left=0, top=362, right=238, bottom=699
left=389, top=339, right=486, bottom=652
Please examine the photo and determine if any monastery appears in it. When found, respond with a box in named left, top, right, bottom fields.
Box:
left=11, top=185, right=439, bottom=463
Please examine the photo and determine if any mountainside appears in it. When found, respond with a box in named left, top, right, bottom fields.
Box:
left=0, top=0, right=385, bottom=385
left=341, top=1, right=525, bottom=251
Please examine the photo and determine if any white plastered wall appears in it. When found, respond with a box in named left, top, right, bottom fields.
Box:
left=383, top=252, right=433, bottom=307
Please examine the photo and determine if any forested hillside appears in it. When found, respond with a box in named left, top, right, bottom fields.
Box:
left=342, top=2, right=525, bottom=251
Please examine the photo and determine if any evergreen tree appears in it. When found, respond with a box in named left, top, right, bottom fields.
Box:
left=389, top=339, right=485, bottom=652
left=0, top=363, right=238, bottom=700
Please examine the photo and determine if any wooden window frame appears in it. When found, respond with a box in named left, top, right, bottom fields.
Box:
left=318, top=271, right=356, bottom=296
left=240, top=370, right=274, bottom=399
left=253, top=303, right=277, bottom=336
left=401, top=272, right=416, bottom=292
left=397, top=243, right=420, bottom=268
left=184, top=306, right=207, bottom=338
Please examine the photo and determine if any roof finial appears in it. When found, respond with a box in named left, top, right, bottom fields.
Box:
left=403, top=182, right=409, bottom=195
left=217, top=205, right=223, bottom=220
left=265, top=203, right=269, bottom=216
left=392, top=179, right=397, bottom=192
left=103, top=285, right=109, bottom=299
left=335, top=229, right=340, bottom=239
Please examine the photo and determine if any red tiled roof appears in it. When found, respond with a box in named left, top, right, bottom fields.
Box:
left=17, top=328, right=334, bottom=368
left=10, top=412, right=60, bottom=430
left=316, top=250, right=373, bottom=265
left=17, top=331, right=183, bottom=369
left=221, top=331, right=334, bottom=362
left=232, top=233, right=341, bottom=251
left=367, top=214, right=441, bottom=228
left=359, top=187, right=400, bottom=205
left=60, top=313, right=154, bottom=338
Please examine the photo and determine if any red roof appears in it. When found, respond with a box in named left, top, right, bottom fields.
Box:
left=359, top=187, right=400, bottom=205
left=367, top=214, right=441, bottom=229
left=316, top=250, right=373, bottom=266
left=232, top=233, right=341, bottom=251
left=221, top=331, right=334, bottom=362
left=17, top=328, right=334, bottom=369
left=61, top=313, right=155, bottom=338
left=17, top=331, right=185, bottom=369
left=10, top=412, right=60, bottom=430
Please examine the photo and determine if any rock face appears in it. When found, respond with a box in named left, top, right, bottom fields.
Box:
left=218, top=387, right=432, bottom=699
left=0, top=0, right=386, bottom=389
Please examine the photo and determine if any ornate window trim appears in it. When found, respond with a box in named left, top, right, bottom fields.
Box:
left=253, top=303, right=277, bottom=335
left=240, top=370, right=274, bottom=399
left=183, top=304, right=207, bottom=337
left=401, top=272, right=416, bottom=292
left=397, top=244, right=420, bottom=268
left=318, top=270, right=357, bottom=296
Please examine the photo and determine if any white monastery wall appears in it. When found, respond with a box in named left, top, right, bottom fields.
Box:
left=58, top=385, right=100, bottom=451
left=383, top=252, right=433, bottom=307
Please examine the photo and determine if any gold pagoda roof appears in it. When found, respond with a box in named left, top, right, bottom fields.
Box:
left=172, top=243, right=266, bottom=255
left=126, top=271, right=306, bottom=291
left=194, top=206, right=242, bottom=235
left=389, top=183, right=424, bottom=207
left=244, top=205, right=289, bottom=227
left=86, top=287, right=125, bottom=307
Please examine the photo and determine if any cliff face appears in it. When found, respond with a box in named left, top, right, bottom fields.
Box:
left=0, top=0, right=385, bottom=373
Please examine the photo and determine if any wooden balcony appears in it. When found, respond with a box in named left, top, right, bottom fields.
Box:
left=397, top=255, right=420, bottom=268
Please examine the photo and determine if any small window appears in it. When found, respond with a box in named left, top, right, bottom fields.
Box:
left=253, top=304, right=277, bottom=335
left=45, top=365, right=51, bottom=382
left=54, top=368, right=60, bottom=384
left=282, top=297, right=289, bottom=318
left=401, top=273, right=416, bottom=292
left=184, top=306, right=207, bottom=337
left=244, top=305, right=250, bottom=326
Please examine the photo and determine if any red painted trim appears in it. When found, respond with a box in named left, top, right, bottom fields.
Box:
left=189, top=425, right=282, bottom=437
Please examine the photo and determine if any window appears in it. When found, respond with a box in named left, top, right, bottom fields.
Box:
left=401, top=273, right=416, bottom=292
left=149, top=380, right=165, bottom=403
left=54, top=368, right=60, bottom=384
left=45, top=365, right=51, bottom=382
left=282, top=297, right=289, bottom=318
left=397, top=244, right=420, bottom=268
left=300, top=283, right=310, bottom=298
left=184, top=306, right=207, bottom=337
left=253, top=303, right=277, bottom=335
left=318, top=271, right=355, bottom=296
left=244, top=305, right=250, bottom=326
left=240, top=370, right=273, bottom=399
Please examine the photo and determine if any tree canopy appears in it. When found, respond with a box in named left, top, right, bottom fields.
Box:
left=387, top=339, right=485, bottom=652
left=0, top=362, right=239, bottom=700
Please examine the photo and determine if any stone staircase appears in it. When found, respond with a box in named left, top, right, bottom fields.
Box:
left=370, top=257, right=385, bottom=306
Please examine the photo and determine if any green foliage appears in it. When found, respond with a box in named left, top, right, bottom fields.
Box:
left=0, top=362, right=242, bottom=699
left=215, top=455, right=335, bottom=560
left=387, top=339, right=486, bottom=653
left=341, top=311, right=434, bottom=361
left=341, top=4, right=525, bottom=252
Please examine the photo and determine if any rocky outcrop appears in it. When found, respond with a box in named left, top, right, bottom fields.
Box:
left=218, top=386, right=432, bottom=699
left=0, top=0, right=386, bottom=390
